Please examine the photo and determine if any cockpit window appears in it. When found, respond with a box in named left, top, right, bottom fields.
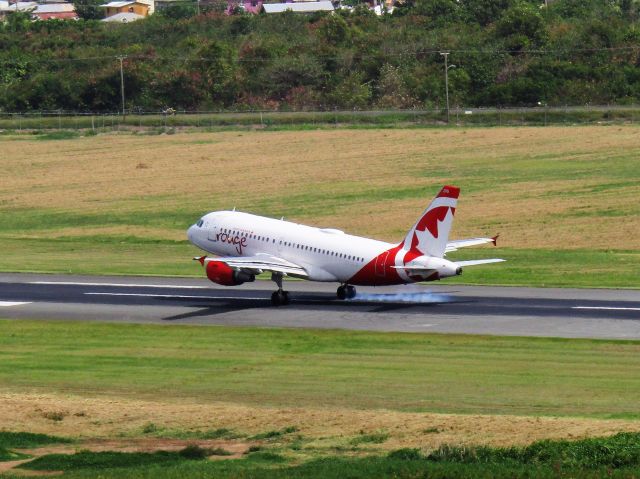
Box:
left=196, top=219, right=204, bottom=227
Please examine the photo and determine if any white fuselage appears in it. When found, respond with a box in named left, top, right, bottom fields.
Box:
left=187, top=211, right=460, bottom=285
left=188, top=211, right=390, bottom=282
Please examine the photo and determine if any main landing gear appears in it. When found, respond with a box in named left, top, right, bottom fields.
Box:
left=337, top=284, right=356, bottom=300
left=270, top=272, right=290, bottom=306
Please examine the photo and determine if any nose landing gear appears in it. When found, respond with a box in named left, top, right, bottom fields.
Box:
left=270, top=272, right=290, bottom=306
left=337, top=284, right=356, bottom=300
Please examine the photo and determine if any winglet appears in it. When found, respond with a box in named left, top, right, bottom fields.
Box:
left=492, top=234, right=499, bottom=246
left=193, top=256, right=206, bottom=265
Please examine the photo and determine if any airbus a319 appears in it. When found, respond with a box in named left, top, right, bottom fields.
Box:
left=187, top=185, right=504, bottom=306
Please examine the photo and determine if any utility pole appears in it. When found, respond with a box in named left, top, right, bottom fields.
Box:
left=440, top=52, right=450, bottom=124
left=117, top=55, right=126, bottom=118
left=196, top=0, right=200, bottom=15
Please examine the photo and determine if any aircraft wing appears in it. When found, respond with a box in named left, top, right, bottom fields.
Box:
left=196, top=254, right=308, bottom=277
left=445, top=235, right=499, bottom=253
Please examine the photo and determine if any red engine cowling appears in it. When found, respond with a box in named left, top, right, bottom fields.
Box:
left=205, top=261, right=255, bottom=286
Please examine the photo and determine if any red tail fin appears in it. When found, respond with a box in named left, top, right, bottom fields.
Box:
left=402, top=185, right=459, bottom=258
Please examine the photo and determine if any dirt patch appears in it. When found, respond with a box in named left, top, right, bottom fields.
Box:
left=1, top=392, right=638, bottom=453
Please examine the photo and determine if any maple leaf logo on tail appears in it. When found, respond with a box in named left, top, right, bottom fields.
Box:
left=402, top=185, right=460, bottom=259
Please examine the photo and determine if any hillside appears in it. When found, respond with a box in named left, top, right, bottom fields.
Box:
left=1, top=0, right=640, bottom=112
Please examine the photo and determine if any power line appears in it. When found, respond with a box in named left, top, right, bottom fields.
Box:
left=3, top=44, right=639, bottom=66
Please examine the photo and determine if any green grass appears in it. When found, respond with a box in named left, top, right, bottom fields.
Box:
left=140, top=426, right=243, bottom=440
left=0, top=432, right=72, bottom=449
left=0, top=235, right=637, bottom=288
left=426, top=432, right=640, bottom=469
left=7, top=433, right=640, bottom=478
left=0, top=448, right=26, bottom=462
left=2, top=320, right=640, bottom=418
left=20, top=449, right=205, bottom=471
left=0, top=432, right=72, bottom=463
left=1, top=108, right=639, bottom=132
left=350, top=432, right=390, bottom=445
left=448, top=248, right=640, bottom=288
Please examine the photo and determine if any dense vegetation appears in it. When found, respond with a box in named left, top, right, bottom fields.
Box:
left=1, top=0, right=640, bottom=112
left=7, top=433, right=640, bottom=478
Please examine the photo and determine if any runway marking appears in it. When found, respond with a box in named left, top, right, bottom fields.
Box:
left=0, top=301, right=32, bottom=307
left=85, top=292, right=266, bottom=300
left=32, top=281, right=209, bottom=289
left=572, top=306, right=640, bottom=311
left=85, top=292, right=349, bottom=304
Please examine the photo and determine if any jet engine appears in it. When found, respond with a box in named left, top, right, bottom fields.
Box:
left=205, top=261, right=255, bottom=286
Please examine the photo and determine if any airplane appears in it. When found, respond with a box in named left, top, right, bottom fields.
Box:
left=187, top=185, right=504, bottom=306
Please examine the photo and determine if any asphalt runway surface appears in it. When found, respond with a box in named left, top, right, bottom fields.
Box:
left=1, top=273, right=639, bottom=339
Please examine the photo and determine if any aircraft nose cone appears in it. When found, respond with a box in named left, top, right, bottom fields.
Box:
left=187, top=225, right=196, bottom=243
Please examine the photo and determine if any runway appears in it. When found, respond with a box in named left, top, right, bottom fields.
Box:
left=0, top=273, right=639, bottom=339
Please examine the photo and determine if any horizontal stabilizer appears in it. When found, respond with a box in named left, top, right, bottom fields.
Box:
left=455, top=258, right=505, bottom=267
left=446, top=235, right=499, bottom=253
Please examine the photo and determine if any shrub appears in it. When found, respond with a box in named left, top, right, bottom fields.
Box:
left=388, top=448, right=423, bottom=460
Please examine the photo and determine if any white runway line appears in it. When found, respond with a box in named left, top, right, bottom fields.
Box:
left=32, top=281, right=209, bottom=289
left=0, top=301, right=32, bottom=307
left=572, top=306, right=640, bottom=311
left=84, top=292, right=336, bottom=304
left=85, top=292, right=266, bottom=300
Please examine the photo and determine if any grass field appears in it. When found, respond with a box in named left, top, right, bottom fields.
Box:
left=3, top=320, right=640, bottom=419
left=2, top=320, right=640, bottom=477
left=1, top=126, right=639, bottom=287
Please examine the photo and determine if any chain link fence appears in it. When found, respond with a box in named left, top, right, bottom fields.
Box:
left=0, top=106, right=638, bottom=131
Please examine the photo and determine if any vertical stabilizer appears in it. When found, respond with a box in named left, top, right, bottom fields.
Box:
left=402, top=185, right=460, bottom=258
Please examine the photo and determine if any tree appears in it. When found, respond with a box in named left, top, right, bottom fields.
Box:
left=197, top=40, right=237, bottom=105
left=461, top=0, right=515, bottom=26
left=412, top=0, right=462, bottom=24
left=73, top=0, right=104, bottom=20
left=496, top=2, right=547, bottom=50
left=376, top=64, right=417, bottom=108
left=325, top=72, right=372, bottom=109
left=158, top=4, right=197, bottom=20
left=2, top=11, right=32, bottom=32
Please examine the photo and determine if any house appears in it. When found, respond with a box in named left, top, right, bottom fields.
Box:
left=0, top=1, right=36, bottom=19
left=261, top=0, right=333, bottom=13
left=226, top=0, right=263, bottom=14
left=100, top=0, right=153, bottom=20
left=32, top=2, right=78, bottom=20
left=101, top=10, right=144, bottom=21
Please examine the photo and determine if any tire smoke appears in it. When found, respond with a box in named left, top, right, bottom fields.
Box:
left=350, top=289, right=453, bottom=304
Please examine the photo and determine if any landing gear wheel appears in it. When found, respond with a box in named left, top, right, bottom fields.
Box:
left=337, top=285, right=347, bottom=300
left=271, top=290, right=290, bottom=306
left=337, top=285, right=357, bottom=300
left=270, top=272, right=289, bottom=306
left=337, top=285, right=356, bottom=300
left=345, top=285, right=356, bottom=299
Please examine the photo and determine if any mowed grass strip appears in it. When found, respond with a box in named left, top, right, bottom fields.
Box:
left=1, top=237, right=638, bottom=287
left=2, top=320, right=640, bottom=418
